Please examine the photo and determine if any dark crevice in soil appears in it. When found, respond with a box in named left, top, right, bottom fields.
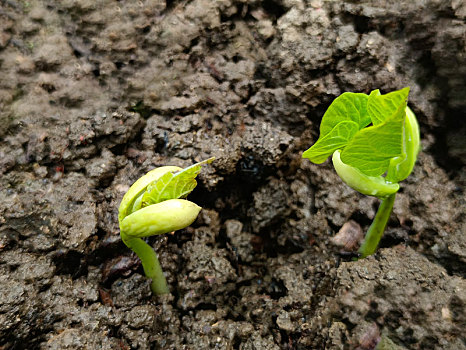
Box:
left=400, top=28, right=466, bottom=182
left=51, top=249, right=86, bottom=278
left=348, top=210, right=372, bottom=228
left=310, top=263, right=338, bottom=307
left=109, top=142, right=128, bottom=157
left=190, top=302, right=218, bottom=311
left=163, top=0, right=181, bottom=13
left=260, top=0, right=287, bottom=23
left=268, top=278, right=287, bottom=299
left=349, top=14, right=375, bottom=34
left=422, top=253, right=466, bottom=279
left=191, top=155, right=276, bottom=225
left=252, top=63, right=286, bottom=89
left=86, top=232, right=127, bottom=265
left=378, top=232, right=407, bottom=250
left=343, top=13, right=405, bottom=40
left=413, top=51, right=437, bottom=88
left=3, top=333, right=49, bottom=350
left=259, top=224, right=307, bottom=258
left=429, top=107, right=465, bottom=180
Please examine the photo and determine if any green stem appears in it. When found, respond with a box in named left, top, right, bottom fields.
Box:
left=121, top=231, right=169, bottom=295
left=358, top=193, right=396, bottom=258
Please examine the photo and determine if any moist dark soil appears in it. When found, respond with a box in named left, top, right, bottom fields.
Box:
left=0, top=1, right=465, bottom=349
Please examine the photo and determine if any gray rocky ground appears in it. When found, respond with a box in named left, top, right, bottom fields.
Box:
left=0, top=0, right=464, bottom=349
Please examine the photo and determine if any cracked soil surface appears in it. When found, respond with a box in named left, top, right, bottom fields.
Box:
left=0, top=0, right=465, bottom=349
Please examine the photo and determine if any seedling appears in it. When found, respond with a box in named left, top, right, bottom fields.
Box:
left=303, top=87, right=420, bottom=258
left=118, top=158, right=214, bottom=294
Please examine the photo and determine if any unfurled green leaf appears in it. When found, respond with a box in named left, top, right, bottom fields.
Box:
left=141, top=157, right=214, bottom=207
left=368, top=87, right=409, bottom=125
left=320, top=92, right=371, bottom=136
left=340, top=100, right=407, bottom=177
left=302, top=121, right=359, bottom=164
left=301, top=86, right=420, bottom=260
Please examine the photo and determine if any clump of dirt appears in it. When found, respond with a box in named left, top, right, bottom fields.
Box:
left=0, top=0, right=464, bottom=349
left=327, top=246, right=466, bottom=349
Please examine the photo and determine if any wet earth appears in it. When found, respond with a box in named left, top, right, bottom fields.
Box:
left=0, top=0, right=465, bottom=349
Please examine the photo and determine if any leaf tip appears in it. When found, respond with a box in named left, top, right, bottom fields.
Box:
left=302, top=148, right=311, bottom=159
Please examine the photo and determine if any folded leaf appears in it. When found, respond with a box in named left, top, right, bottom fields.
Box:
left=340, top=100, right=407, bottom=177
left=141, top=157, right=214, bottom=207
left=386, top=106, right=421, bottom=182
left=118, top=166, right=182, bottom=222
left=368, top=87, right=410, bottom=125
left=302, top=121, right=359, bottom=163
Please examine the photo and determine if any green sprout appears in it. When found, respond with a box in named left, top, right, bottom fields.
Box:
left=118, top=158, right=214, bottom=294
left=303, top=87, right=420, bottom=258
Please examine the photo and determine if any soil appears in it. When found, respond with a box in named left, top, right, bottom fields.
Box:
left=0, top=0, right=464, bottom=349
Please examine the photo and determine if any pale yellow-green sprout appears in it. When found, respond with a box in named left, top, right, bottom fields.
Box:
left=118, top=158, right=214, bottom=294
